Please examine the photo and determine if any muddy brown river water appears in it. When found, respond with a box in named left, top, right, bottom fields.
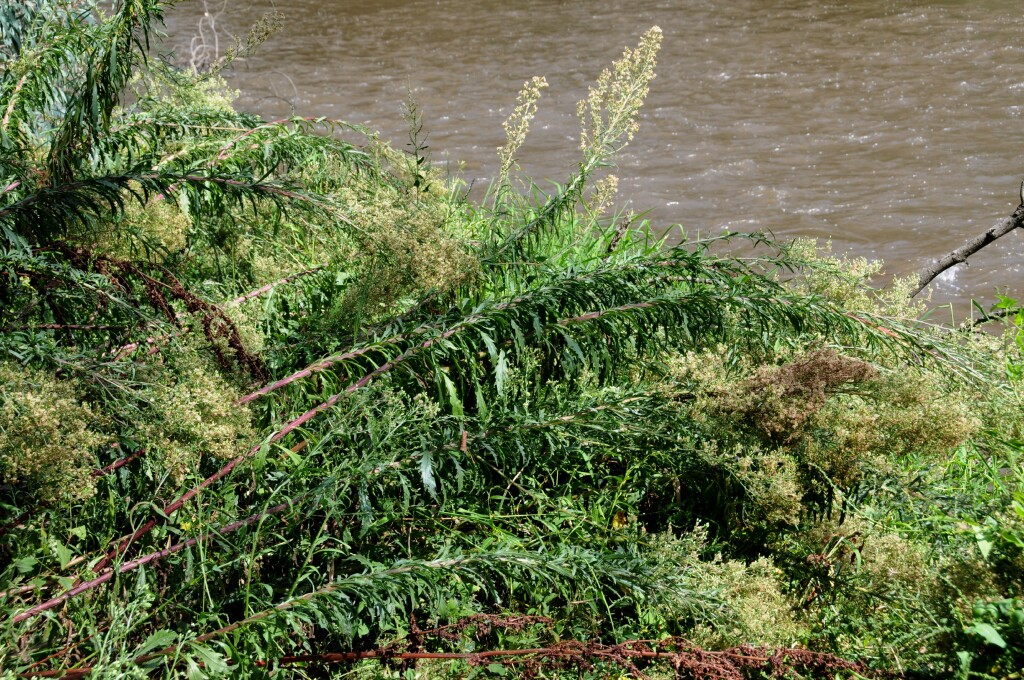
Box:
left=166, top=0, right=1024, bottom=310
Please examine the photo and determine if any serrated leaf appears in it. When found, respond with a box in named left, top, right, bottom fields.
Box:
left=50, top=541, right=72, bottom=568
left=495, top=349, right=508, bottom=395
left=420, top=449, right=437, bottom=499
left=14, top=556, right=38, bottom=574
left=189, top=642, right=230, bottom=676
left=480, top=332, right=498, bottom=362
left=475, top=382, right=489, bottom=421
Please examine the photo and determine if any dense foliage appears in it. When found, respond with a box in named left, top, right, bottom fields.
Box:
left=2, top=2, right=1024, bottom=678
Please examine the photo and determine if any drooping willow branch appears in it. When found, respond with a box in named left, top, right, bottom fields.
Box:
left=13, top=294, right=696, bottom=621
left=235, top=255, right=738, bottom=405
left=9, top=390, right=654, bottom=618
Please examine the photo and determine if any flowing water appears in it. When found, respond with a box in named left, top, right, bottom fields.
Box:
left=166, top=0, right=1024, bottom=309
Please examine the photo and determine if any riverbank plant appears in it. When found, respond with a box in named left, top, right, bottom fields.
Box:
left=2, top=2, right=1023, bottom=678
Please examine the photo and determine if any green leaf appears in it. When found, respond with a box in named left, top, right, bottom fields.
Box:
left=441, top=371, right=464, bottom=417
left=480, top=332, right=498, bottom=362
left=475, top=381, right=489, bottom=421
left=495, top=350, right=508, bottom=395
left=13, top=556, right=38, bottom=574
left=973, top=526, right=992, bottom=560
left=420, top=449, right=438, bottom=499
left=966, top=622, right=1007, bottom=648
left=955, top=650, right=972, bottom=679
left=486, top=663, right=508, bottom=676
left=189, top=643, right=230, bottom=676
left=50, top=541, right=72, bottom=568
left=134, top=629, right=178, bottom=660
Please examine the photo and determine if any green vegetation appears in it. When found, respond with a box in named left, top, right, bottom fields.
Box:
left=2, top=2, right=1024, bottom=678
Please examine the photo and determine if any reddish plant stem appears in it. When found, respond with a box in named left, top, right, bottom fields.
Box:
left=236, top=339, right=399, bottom=404
left=557, top=301, right=655, bottom=325
left=11, top=497, right=301, bottom=624
left=17, top=639, right=866, bottom=679
left=225, top=265, right=326, bottom=307
left=92, top=448, right=147, bottom=478
left=1, top=74, right=28, bottom=132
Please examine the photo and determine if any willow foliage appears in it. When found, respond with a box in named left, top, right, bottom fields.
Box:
left=1, top=3, right=1017, bottom=679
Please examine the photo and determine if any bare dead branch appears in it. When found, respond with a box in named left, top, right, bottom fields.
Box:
left=910, top=180, right=1024, bottom=298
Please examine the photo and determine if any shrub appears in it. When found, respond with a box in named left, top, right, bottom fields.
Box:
left=0, top=363, right=108, bottom=501
left=1, top=4, right=1019, bottom=678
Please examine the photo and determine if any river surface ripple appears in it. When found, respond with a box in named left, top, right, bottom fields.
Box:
left=167, top=0, right=1024, bottom=309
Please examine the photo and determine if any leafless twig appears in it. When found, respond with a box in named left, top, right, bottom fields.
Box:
left=910, top=180, right=1024, bottom=298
